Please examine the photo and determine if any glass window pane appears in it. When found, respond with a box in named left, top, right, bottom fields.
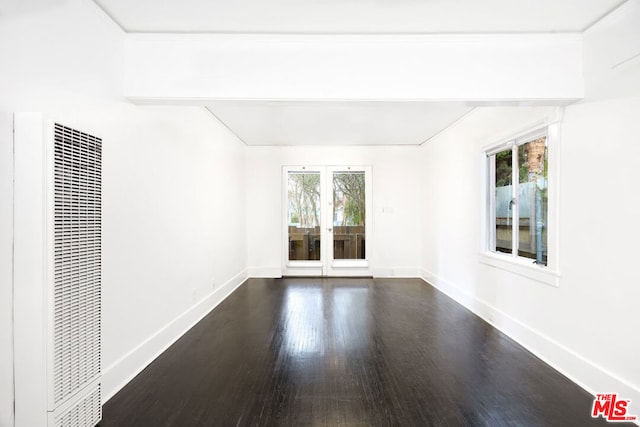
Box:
left=494, top=148, right=513, bottom=254
left=287, top=172, right=321, bottom=261
left=332, top=171, right=365, bottom=260
left=517, top=137, right=548, bottom=265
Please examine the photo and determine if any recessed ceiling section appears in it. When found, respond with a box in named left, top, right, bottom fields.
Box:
left=206, top=101, right=473, bottom=146
left=94, top=0, right=625, bottom=34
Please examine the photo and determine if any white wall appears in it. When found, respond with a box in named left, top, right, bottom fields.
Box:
left=0, top=1, right=247, bottom=424
left=246, top=146, right=422, bottom=278
left=420, top=0, right=640, bottom=409
left=124, top=33, right=583, bottom=102
left=100, top=105, right=247, bottom=401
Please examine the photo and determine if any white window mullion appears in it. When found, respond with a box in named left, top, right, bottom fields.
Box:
left=511, top=144, right=519, bottom=258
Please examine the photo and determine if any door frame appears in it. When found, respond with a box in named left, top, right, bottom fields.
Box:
left=282, top=165, right=372, bottom=277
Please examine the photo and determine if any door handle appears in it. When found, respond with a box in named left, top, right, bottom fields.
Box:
left=327, top=228, right=332, bottom=232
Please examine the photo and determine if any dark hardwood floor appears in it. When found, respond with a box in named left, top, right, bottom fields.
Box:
left=101, top=278, right=626, bottom=426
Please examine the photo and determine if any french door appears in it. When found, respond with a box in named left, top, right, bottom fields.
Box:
left=283, top=166, right=372, bottom=277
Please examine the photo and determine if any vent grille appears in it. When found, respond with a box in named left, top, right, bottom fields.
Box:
left=53, top=124, right=102, bottom=406
left=54, top=385, right=102, bottom=427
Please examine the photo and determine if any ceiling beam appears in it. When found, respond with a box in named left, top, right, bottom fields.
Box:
left=124, top=34, right=583, bottom=104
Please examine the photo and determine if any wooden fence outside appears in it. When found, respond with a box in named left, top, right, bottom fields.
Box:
left=288, top=226, right=365, bottom=261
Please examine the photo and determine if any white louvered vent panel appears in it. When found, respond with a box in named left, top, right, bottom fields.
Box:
left=54, top=385, right=101, bottom=427
left=53, top=124, right=102, bottom=406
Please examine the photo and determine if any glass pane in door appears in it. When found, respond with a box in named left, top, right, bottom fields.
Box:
left=287, top=172, right=321, bottom=261
left=332, top=171, right=365, bottom=260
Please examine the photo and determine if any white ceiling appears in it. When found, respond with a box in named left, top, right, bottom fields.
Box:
left=94, top=0, right=625, bottom=34
left=93, top=0, right=625, bottom=146
left=206, top=101, right=473, bottom=146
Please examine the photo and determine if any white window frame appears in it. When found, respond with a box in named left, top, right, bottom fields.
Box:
left=480, top=115, right=562, bottom=287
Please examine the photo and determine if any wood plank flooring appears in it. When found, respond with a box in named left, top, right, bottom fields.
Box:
left=100, top=278, right=628, bottom=426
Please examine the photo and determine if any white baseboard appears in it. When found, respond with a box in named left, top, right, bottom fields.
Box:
left=248, top=267, right=282, bottom=278
left=420, top=269, right=640, bottom=423
left=102, top=269, right=248, bottom=403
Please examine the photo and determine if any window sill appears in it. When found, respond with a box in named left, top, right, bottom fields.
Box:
left=478, top=252, right=561, bottom=287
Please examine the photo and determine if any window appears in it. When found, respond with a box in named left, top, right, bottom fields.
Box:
left=488, top=130, right=548, bottom=265
left=479, top=116, right=563, bottom=287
